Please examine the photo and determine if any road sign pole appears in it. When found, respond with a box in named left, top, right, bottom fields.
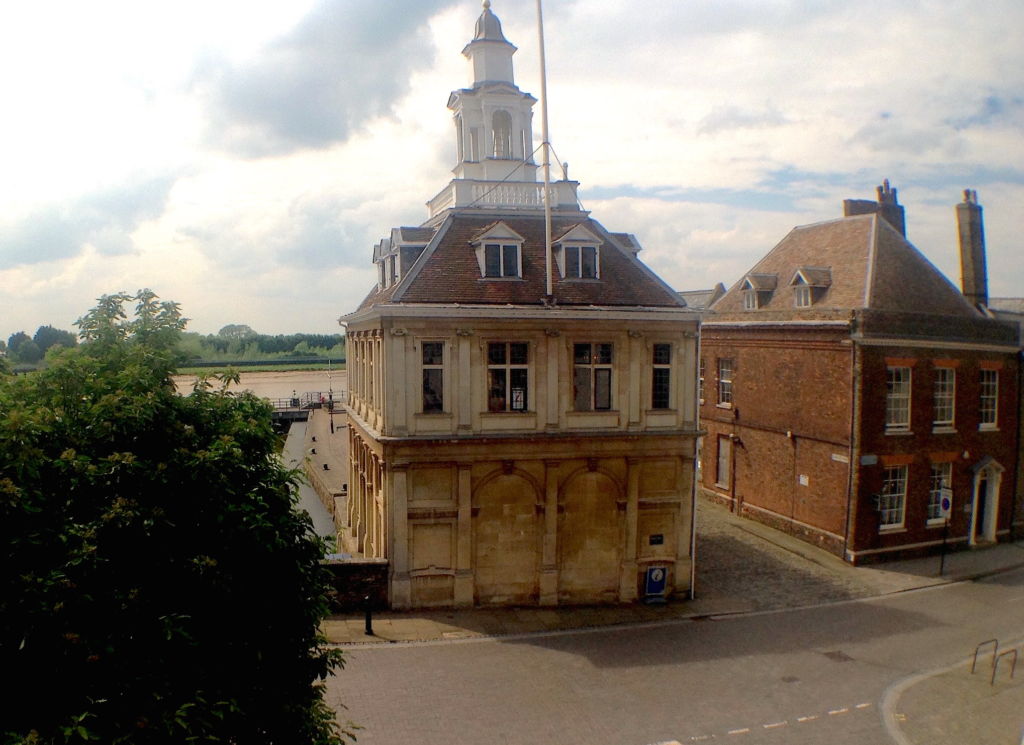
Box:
left=939, top=518, right=949, bottom=577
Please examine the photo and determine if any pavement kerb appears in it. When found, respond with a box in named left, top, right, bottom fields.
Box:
left=326, top=570, right=1021, bottom=649
left=880, top=635, right=1024, bottom=745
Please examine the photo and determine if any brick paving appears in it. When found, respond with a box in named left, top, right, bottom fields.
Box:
left=896, top=646, right=1024, bottom=744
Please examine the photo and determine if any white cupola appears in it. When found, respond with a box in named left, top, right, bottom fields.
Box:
left=447, top=1, right=538, bottom=183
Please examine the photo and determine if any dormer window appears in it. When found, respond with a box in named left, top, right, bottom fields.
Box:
left=741, top=273, right=777, bottom=310
left=484, top=243, right=520, bottom=277
left=471, top=222, right=525, bottom=280
left=794, top=285, right=811, bottom=307
left=789, top=267, right=832, bottom=309
left=389, top=255, right=398, bottom=285
left=554, top=224, right=603, bottom=280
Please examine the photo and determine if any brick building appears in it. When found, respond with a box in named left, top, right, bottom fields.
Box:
left=699, top=184, right=1021, bottom=563
left=338, top=2, right=701, bottom=608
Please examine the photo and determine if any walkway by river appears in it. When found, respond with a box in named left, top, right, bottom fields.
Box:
left=172, top=369, right=347, bottom=400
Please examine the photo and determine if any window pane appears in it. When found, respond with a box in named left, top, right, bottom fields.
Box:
left=488, top=368, right=507, bottom=412
left=574, top=343, right=591, bottom=365
left=488, top=342, right=506, bottom=366
left=596, top=344, right=613, bottom=364
left=509, top=342, right=528, bottom=365
left=652, top=368, right=671, bottom=409
left=485, top=244, right=501, bottom=277
left=503, top=245, right=518, bottom=277
left=423, top=369, right=443, bottom=412
left=653, top=343, right=671, bottom=365
left=581, top=246, right=597, bottom=278
left=566, top=246, right=580, bottom=278
left=422, top=342, right=443, bottom=366
left=595, top=368, right=612, bottom=410
left=574, top=367, right=592, bottom=411
left=510, top=368, right=528, bottom=411
left=886, top=367, right=911, bottom=429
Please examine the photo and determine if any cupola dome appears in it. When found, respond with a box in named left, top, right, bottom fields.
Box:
left=474, top=0, right=507, bottom=41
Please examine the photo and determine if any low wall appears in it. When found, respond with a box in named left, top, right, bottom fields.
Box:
left=323, top=558, right=389, bottom=613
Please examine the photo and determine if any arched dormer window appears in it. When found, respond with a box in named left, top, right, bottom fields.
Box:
left=492, top=110, right=513, bottom=158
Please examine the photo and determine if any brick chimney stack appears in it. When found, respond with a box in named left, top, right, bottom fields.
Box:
left=843, top=179, right=906, bottom=236
left=956, top=188, right=988, bottom=308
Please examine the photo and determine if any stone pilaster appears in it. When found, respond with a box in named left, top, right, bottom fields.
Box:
left=390, top=465, right=411, bottom=609
left=539, top=459, right=560, bottom=604
left=455, top=464, right=475, bottom=605
left=619, top=457, right=640, bottom=602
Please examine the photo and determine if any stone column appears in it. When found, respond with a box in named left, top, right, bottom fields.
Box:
left=457, top=331, right=473, bottom=432
left=539, top=460, right=560, bottom=604
left=619, top=457, right=640, bottom=602
left=681, top=332, right=697, bottom=426
left=674, top=453, right=694, bottom=595
left=389, top=329, right=408, bottom=436
left=390, top=465, right=411, bottom=609
left=628, top=331, right=643, bottom=429
left=545, top=331, right=560, bottom=431
left=454, top=464, right=474, bottom=606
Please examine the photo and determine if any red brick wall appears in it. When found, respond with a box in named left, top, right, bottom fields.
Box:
left=699, top=324, right=854, bottom=552
left=849, top=345, right=1020, bottom=560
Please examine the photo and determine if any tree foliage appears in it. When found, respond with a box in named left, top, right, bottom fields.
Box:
left=0, top=291, right=349, bottom=744
left=217, top=324, right=258, bottom=340
left=7, top=331, right=29, bottom=355
left=13, top=339, right=42, bottom=365
left=33, top=325, right=78, bottom=353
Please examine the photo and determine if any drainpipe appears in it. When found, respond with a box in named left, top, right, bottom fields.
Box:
left=843, top=322, right=860, bottom=561
left=690, top=322, right=701, bottom=600
left=1011, top=350, right=1023, bottom=542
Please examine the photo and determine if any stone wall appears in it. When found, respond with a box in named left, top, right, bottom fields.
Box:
left=322, top=558, right=389, bottom=613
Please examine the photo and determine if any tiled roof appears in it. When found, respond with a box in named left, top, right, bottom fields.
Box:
left=678, top=283, right=726, bottom=310
left=988, top=298, right=1024, bottom=314
left=713, top=215, right=980, bottom=318
left=356, top=212, right=681, bottom=309
left=744, top=273, right=778, bottom=291
left=396, top=227, right=436, bottom=243
left=792, top=266, right=833, bottom=287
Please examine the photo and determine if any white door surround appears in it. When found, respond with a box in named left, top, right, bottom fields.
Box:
left=969, top=456, right=1004, bottom=546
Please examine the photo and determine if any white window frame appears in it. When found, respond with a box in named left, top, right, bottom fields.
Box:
left=483, top=243, right=522, bottom=279
left=717, top=358, right=733, bottom=407
left=699, top=358, right=706, bottom=404
left=980, top=369, right=998, bottom=429
left=651, top=343, right=672, bottom=410
left=486, top=341, right=530, bottom=413
left=927, top=462, right=953, bottom=525
left=794, top=285, right=812, bottom=308
left=885, top=366, right=912, bottom=433
left=573, top=342, right=613, bottom=411
left=879, top=465, right=908, bottom=530
left=562, top=244, right=600, bottom=279
left=716, top=435, right=732, bottom=490
left=743, top=290, right=759, bottom=310
left=932, top=367, right=956, bottom=431
left=421, top=341, right=445, bottom=414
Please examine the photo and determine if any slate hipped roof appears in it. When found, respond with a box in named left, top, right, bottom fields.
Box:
left=356, top=212, right=682, bottom=311
left=712, top=214, right=981, bottom=317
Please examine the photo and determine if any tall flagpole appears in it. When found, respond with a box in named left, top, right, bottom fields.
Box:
left=536, top=0, right=553, bottom=298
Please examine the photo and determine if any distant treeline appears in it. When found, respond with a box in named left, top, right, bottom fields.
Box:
left=177, top=325, right=346, bottom=363
left=2, top=322, right=345, bottom=371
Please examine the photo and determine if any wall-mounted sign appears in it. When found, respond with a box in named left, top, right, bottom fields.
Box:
left=645, top=566, right=667, bottom=596
left=861, top=455, right=878, bottom=466
left=798, top=474, right=810, bottom=486
left=831, top=453, right=850, bottom=464
left=649, top=534, right=664, bottom=546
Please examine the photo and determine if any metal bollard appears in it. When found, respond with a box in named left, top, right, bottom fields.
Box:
left=365, top=595, right=373, bottom=636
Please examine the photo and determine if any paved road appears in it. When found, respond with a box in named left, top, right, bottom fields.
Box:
left=325, top=568, right=1024, bottom=744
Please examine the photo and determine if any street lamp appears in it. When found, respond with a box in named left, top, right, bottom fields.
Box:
left=327, top=356, right=334, bottom=435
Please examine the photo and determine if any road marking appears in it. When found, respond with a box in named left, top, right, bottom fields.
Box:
left=727, top=728, right=750, bottom=735
left=690, top=737, right=713, bottom=742
left=855, top=703, right=871, bottom=709
left=763, top=721, right=787, bottom=729
left=828, top=707, right=850, bottom=716
left=796, top=715, right=818, bottom=723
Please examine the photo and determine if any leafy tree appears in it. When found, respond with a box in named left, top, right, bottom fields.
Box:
left=33, top=325, right=78, bottom=352
left=14, top=338, right=42, bottom=365
left=217, top=323, right=257, bottom=340
left=7, top=331, right=29, bottom=355
left=0, top=290, right=350, bottom=744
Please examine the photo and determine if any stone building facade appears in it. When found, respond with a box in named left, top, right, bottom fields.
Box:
left=339, top=2, right=701, bottom=608
left=699, top=185, right=1021, bottom=563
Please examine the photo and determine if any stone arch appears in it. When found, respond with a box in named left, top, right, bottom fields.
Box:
left=558, top=468, right=623, bottom=602
left=492, top=110, right=513, bottom=158
left=473, top=468, right=542, bottom=605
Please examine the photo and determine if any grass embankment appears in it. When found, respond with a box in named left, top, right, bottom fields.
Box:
left=177, top=362, right=346, bottom=375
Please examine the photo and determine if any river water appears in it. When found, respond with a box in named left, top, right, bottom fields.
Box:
left=172, top=369, right=348, bottom=401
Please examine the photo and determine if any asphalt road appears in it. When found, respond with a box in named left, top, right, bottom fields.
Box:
left=325, top=567, right=1024, bottom=744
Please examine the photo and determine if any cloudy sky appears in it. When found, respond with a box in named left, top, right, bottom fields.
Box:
left=1, top=0, right=1022, bottom=338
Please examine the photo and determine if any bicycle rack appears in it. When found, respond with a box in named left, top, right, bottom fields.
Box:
left=971, top=639, right=999, bottom=674
left=991, top=649, right=1018, bottom=686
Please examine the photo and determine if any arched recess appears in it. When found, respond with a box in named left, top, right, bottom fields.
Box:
left=473, top=469, right=542, bottom=604
left=558, top=468, right=623, bottom=602
left=492, top=110, right=513, bottom=158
